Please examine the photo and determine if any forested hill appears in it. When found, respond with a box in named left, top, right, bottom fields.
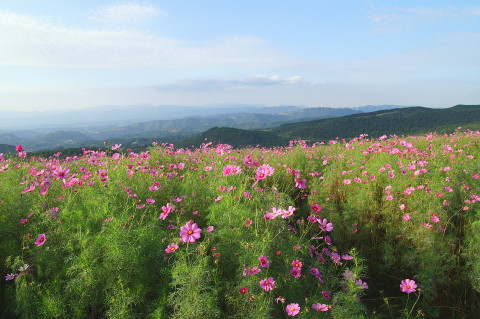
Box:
left=179, top=105, right=480, bottom=149
left=0, top=144, right=15, bottom=153
left=269, top=104, right=480, bottom=140
left=178, top=127, right=290, bottom=149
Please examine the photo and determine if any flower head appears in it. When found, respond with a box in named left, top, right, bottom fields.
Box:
left=258, top=255, right=270, bottom=268
left=160, top=203, right=174, bottom=220
left=35, top=233, right=46, bottom=246
left=312, top=303, right=329, bottom=311
left=400, top=279, right=417, bottom=293
left=165, top=243, right=179, bottom=253
left=179, top=222, right=202, bottom=243
left=259, top=277, right=275, bottom=291
left=318, top=218, right=333, bottom=232
left=239, top=286, right=249, bottom=295
left=286, top=303, right=300, bottom=316
left=291, top=259, right=303, bottom=268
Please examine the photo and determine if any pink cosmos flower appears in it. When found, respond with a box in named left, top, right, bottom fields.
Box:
left=290, top=267, right=301, bottom=278
left=403, top=214, right=411, bottom=221
left=179, top=222, right=202, bottom=243
left=258, top=255, right=270, bottom=268
left=35, top=233, right=46, bottom=246
left=400, top=279, right=417, bottom=293
left=255, top=164, right=274, bottom=180
left=111, top=144, right=122, bottom=150
left=295, top=178, right=307, bottom=189
left=239, top=287, right=249, bottom=295
left=285, top=303, right=300, bottom=316
left=159, top=203, right=174, bottom=220
left=15, top=145, right=23, bottom=152
left=312, top=303, right=329, bottom=311
left=165, top=243, right=179, bottom=253
left=222, top=165, right=242, bottom=176
left=206, top=226, right=214, bottom=233
left=282, top=206, right=296, bottom=218
left=149, top=182, right=161, bottom=192
left=310, top=204, right=322, bottom=212
left=245, top=266, right=262, bottom=276
left=259, top=277, right=275, bottom=291
left=318, top=219, right=333, bottom=232
left=291, top=259, right=303, bottom=268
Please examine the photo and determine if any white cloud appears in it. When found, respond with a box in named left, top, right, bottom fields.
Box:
left=368, top=5, right=477, bottom=33
left=90, top=3, right=164, bottom=23
left=151, top=75, right=321, bottom=91
left=0, top=11, right=286, bottom=69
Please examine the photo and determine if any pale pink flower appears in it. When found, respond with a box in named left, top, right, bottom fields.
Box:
left=312, top=303, right=329, bottom=311
left=285, top=303, right=300, bottom=316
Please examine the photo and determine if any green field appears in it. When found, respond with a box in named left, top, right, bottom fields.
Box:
left=1, top=131, right=479, bottom=318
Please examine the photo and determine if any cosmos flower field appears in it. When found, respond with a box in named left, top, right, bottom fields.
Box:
left=1, top=131, right=479, bottom=318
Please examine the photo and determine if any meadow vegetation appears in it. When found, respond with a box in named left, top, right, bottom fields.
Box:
left=1, top=131, right=479, bottom=318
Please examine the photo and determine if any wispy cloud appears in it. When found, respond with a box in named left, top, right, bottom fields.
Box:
left=90, top=3, right=164, bottom=24
left=368, top=5, right=479, bottom=33
left=0, top=11, right=286, bottom=69
left=151, top=75, right=322, bottom=91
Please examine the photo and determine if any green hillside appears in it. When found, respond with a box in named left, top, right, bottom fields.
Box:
left=179, top=127, right=289, bottom=148
left=270, top=104, right=480, bottom=140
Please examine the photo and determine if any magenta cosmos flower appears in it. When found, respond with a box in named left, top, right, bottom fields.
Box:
left=259, top=277, right=275, bottom=291
left=400, top=279, right=417, bottom=293
left=179, top=222, right=202, bottom=243
left=35, top=233, right=46, bottom=246
left=285, top=303, right=300, bottom=316
left=165, top=243, right=179, bottom=253
left=291, top=259, right=303, bottom=268
left=239, top=286, right=249, bottom=295
left=258, top=255, right=270, bottom=268
left=159, top=203, right=174, bottom=220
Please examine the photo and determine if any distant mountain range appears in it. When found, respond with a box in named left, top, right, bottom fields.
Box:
left=0, top=104, right=408, bottom=151
left=3, top=104, right=475, bottom=153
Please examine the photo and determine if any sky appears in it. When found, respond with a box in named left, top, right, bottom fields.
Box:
left=1, top=0, right=479, bottom=111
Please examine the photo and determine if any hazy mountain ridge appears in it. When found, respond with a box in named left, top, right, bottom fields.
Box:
left=1, top=104, right=449, bottom=152
left=0, top=105, right=369, bottom=151
left=0, top=104, right=305, bottom=131
left=179, top=105, right=480, bottom=148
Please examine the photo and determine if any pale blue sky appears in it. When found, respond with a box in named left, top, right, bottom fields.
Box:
left=1, top=0, right=479, bottom=110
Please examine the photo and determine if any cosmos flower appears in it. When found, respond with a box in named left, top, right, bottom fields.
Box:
left=35, top=233, right=46, bottom=246
left=400, top=279, right=417, bottom=293
left=179, top=222, right=202, bottom=243
left=285, top=303, right=300, bottom=316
